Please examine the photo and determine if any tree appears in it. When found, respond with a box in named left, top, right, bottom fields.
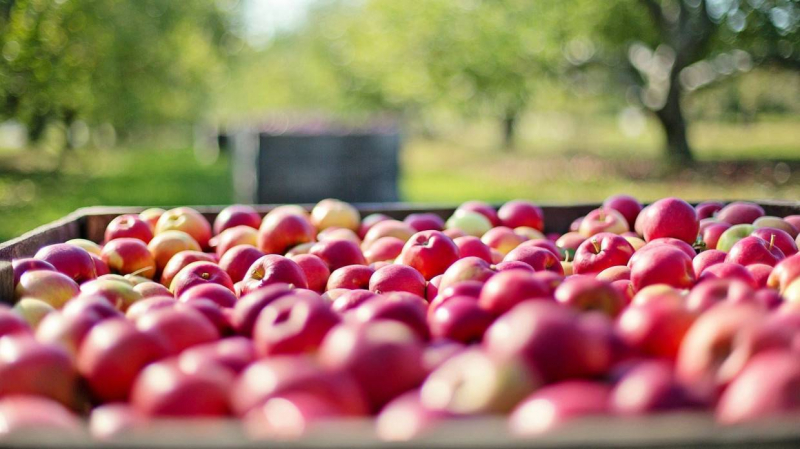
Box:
left=585, top=0, right=799, bottom=162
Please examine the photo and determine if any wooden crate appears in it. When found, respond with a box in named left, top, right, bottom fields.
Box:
left=2, top=200, right=800, bottom=448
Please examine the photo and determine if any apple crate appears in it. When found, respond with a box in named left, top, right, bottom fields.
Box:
left=2, top=200, right=800, bottom=448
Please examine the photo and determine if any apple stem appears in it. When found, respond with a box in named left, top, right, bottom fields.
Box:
left=591, top=238, right=601, bottom=253
left=564, top=251, right=571, bottom=263
left=769, top=234, right=775, bottom=251
left=598, top=210, right=605, bottom=221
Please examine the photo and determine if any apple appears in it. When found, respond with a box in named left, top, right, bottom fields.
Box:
left=692, top=249, right=727, bottom=277
left=178, top=336, right=255, bottom=376
left=231, top=354, right=368, bottom=417
left=421, top=347, right=538, bottom=415
left=170, top=261, right=235, bottom=297
left=457, top=201, right=501, bottom=227
left=240, top=255, right=308, bottom=294
left=219, top=245, right=265, bottom=284
left=603, top=194, right=642, bottom=228
left=404, top=213, right=445, bottom=232
left=715, top=224, right=754, bottom=253
left=445, top=210, right=492, bottom=237
left=319, top=320, right=427, bottom=412
left=130, top=359, right=230, bottom=417
left=178, top=283, right=237, bottom=308
left=481, top=227, right=526, bottom=256
left=213, top=225, right=258, bottom=258
left=364, top=236, right=405, bottom=264
left=139, top=208, right=165, bottom=230
left=369, top=264, right=427, bottom=298
left=213, top=204, right=261, bottom=235
left=285, top=242, right=315, bottom=257
left=611, top=280, right=635, bottom=303
left=231, top=284, right=304, bottom=337
left=0, top=334, right=76, bottom=406
left=90, top=253, right=110, bottom=277
left=147, top=230, right=202, bottom=273
left=253, top=294, right=340, bottom=356
left=784, top=277, right=800, bottom=303
left=716, top=201, right=765, bottom=225
left=616, top=300, right=696, bottom=360
left=747, top=264, right=773, bottom=289
left=701, top=223, right=731, bottom=250
left=579, top=207, right=629, bottom=237
left=331, top=290, right=378, bottom=314
left=34, top=243, right=96, bottom=283
left=11, top=258, right=56, bottom=287
left=351, top=293, right=429, bottom=340
left=503, top=245, right=563, bottom=275
left=630, top=284, right=685, bottom=307
left=596, top=265, right=631, bottom=282
left=155, top=207, right=212, bottom=249
left=35, top=311, right=100, bottom=360
left=498, top=200, right=544, bottom=231
left=318, top=228, right=360, bottom=244
left=611, top=360, right=703, bottom=415
left=438, top=257, right=496, bottom=292
left=14, top=270, right=79, bottom=308
left=101, top=238, right=156, bottom=279
left=311, top=199, right=360, bottom=232
left=573, top=233, right=634, bottom=275
left=698, top=262, right=758, bottom=288
left=257, top=212, right=315, bottom=255
left=725, top=235, right=785, bottom=267
left=555, top=277, right=625, bottom=317
left=515, top=227, right=546, bottom=241
left=694, top=201, right=724, bottom=220
left=0, top=305, right=31, bottom=337
left=784, top=215, right=800, bottom=233
left=398, top=230, right=460, bottom=280
left=483, top=301, right=610, bottom=382
left=754, top=216, right=798, bottom=238
left=125, top=297, right=177, bottom=321
left=65, top=238, right=102, bottom=256
left=78, top=317, right=169, bottom=401
left=359, top=213, right=391, bottom=239
left=158, top=250, right=216, bottom=288
left=428, top=296, right=493, bottom=343
left=136, top=307, right=219, bottom=355
left=751, top=227, right=798, bottom=257
left=105, top=214, right=153, bottom=243
left=685, top=279, right=755, bottom=313
left=309, top=239, right=367, bottom=271
left=716, top=350, right=800, bottom=424
left=326, top=265, right=374, bottom=290
left=133, top=281, right=172, bottom=299
left=768, top=253, right=800, bottom=292
left=289, top=254, right=330, bottom=293
left=478, top=270, right=550, bottom=316
left=630, top=246, right=695, bottom=291
left=639, top=197, right=699, bottom=244
left=12, top=298, right=56, bottom=329
left=63, top=295, right=122, bottom=321
left=362, top=220, right=416, bottom=250
left=555, top=232, right=585, bottom=260
left=0, top=396, right=82, bottom=436
left=509, top=381, right=610, bottom=436
left=376, top=390, right=452, bottom=441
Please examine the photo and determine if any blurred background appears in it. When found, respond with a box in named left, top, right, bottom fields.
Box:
left=0, top=0, right=798, bottom=241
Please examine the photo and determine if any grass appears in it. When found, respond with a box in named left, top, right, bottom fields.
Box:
left=0, top=116, right=798, bottom=242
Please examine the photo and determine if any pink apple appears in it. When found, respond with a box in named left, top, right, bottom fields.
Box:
left=240, top=255, right=308, bottom=294
left=170, top=261, right=235, bottom=297
left=178, top=283, right=237, bottom=308
left=213, top=225, right=258, bottom=258
left=498, top=200, right=544, bottom=231
left=398, top=231, right=460, bottom=280
left=105, top=214, right=153, bottom=244
left=640, top=197, right=699, bottom=244
left=630, top=246, right=695, bottom=291
left=616, top=300, right=696, bottom=360
left=369, top=264, right=427, bottom=297
left=573, top=232, right=634, bottom=275
left=231, top=284, right=314, bottom=337
left=364, top=236, right=405, bottom=264
left=578, top=207, right=629, bottom=237
left=0, top=334, right=76, bottom=406
left=555, top=277, right=625, bottom=317
left=596, top=265, right=631, bottom=282
left=510, top=381, right=610, bottom=436
left=147, top=231, right=202, bottom=273
left=555, top=232, right=585, bottom=258
left=481, top=227, right=526, bottom=256
left=376, top=390, right=452, bottom=441
left=155, top=207, right=213, bottom=249
left=178, top=336, right=255, bottom=375
left=695, top=201, right=724, bottom=220
left=503, top=245, right=563, bottom=275
left=701, top=223, right=731, bottom=250
left=0, top=305, right=31, bottom=337
left=257, top=212, right=315, bottom=255
left=404, top=213, right=445, bottom=232
left=437, top=257, right=496, bottom=292
left=686, top=279, right=755, bottom=313
left=34, top=243, right=96, bottom=283
left=14, top=270, right=80, bottom=308
left=768, top=253, right=800, bottom=292
left=89, top=403, right=146, bottom=440
left=428, top=296, right=493, bottom=343
left=359, top=213, right=391, bottom=239
left=213, top=204, right=261, bottom=235
left=242, top=393, right=343, bottom=439
left=158, top=250, right=215, bottom=288
left=495, top=260, right=535, bottom=272
left=136, top=307, right=219, bottom=355
left=0, top=396, right=81, bottom=436
left=603, top=194, right=642, bottom=228
left=35, top=311, right=100, bottom=360
left=289, top=254, right=330, bottom=293
left=747, top=264, right=773, bottom=289
left=331, top=289, right=379, bottom=314
left=457, top=201, right=501, bottom=227
left=716, top=201, right=765, bottom=225
left=133, top=281, right=172, bottom=299
left=754, top=216, right=799, bottom=238
left=326, top=265, right=374, bottom=290
left=309, top=239, right=367, bottom=271
left=478, top=270, right=550, bottom=316
left=101, top=238, right=156, bottom=280
left=611, top=360, right=703, bottom=415
left=11, top=258, right=56, bottom=287
left=219, top=245, right=265, bottom=284
left=139, top=208, right=165, bottom=230
left=362, top=220, right=416, bottom=250
left=698, top=262, right=758, bottom=288
left=253, top=294, right=339, bottom=356
left=130, top=359, right=230, bottom=417
left=751, top=227, right=798, bottom=257
left=692, top=250, right=727, bottom=277
left=725, top=235, right=785, bottom=267
left=352, top=294, right=429, bottom=340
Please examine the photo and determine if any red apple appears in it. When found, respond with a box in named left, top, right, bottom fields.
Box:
left=12, top=258, right=56, bottom=288
left=309, top=239, right=367, bottom=271
left=616, top=300, right=696, bottom=359
left=725, top=235, right=785, bottom=267
left=596, top=265, right=631, bottom=282
left=130, top=359, right=230, bottom=417
left=503, top=245, right=563, bottom=275
left=359, top=213, right=391, bottom=239
left=219, top=245, right=265, bottom=284
left=35, top=310, right=99, bottom=360
left=331, top=290, right=378, bottom=314
left=478, top=270, right=550, bottom=316
left=573, top=232, right=634, bottom=275
left=351, top=293, right=429, bottom=340
left=768, top=253, right=800, bottom=293
left=404, top=213, right=445, bottom=232
left=555, top=277, right=625, bottom=317
left=326, top=265, right=374, bottom=290
left=494, top=260, right=535, bottom=272
left=611, top=360, right=703, bottom=415
left=105, top=214, right=153, bottom=244
left=716, top=201, right=765, bottom=225
left=213, top=204, right=261, bottom=235
left=0, top=334, right=76, bottom=406
left=363, top=220, right=417, bottom=250
left=14, top=270, right=80, bottom=308
left=34, top=243, right=96, bottom=283
left=629, top=238, right=696, bottom=268
left=498, top=200, right=544, bottom=231
left=458, top=201, right=501, bottom=227
left=579, top=207, right=629, bottom=237
left=555, top=231, right=585, bottom=259
left=695, top=201, right=724, bottom=220
left=155, top=207, right=212, bottom=249
left=509, top=381, right=610, bottom=436
left=603, top=194, right=642, bottom=229
left=102, top=238, right=156, bottom=280
left=428, top=296, right=493, bottom=343
left=132, top=281, right=172, bottom=299
left=213, top=225, right=258, bottom=258
left=178, top=283, right=237, bottom=308
left=692, top=250, right=727, bottom=277
left=747, top=264, right=773, bottom=289
left=751, top=227, right=798, bottom=257
left=785, top=215, right=800, bottom=232
left=437, top=257, right=496, bottom=292
left=78, top=318, right=169, bottom=401
left=319, top=320, right=427, bottom=411
left=139, top=208, right=165, bottom=230
left=63, top=295, right=122, bottom=321
left=369, top=264, right=426, bottom=297
left=240, top=255, right=308, bottom=294
left=136, top=307, right=219, bottom=355
left=630, top=246, right=695, bottom=291
left=481, top=227, right=526, bottom=256
left=170, top=261, right=234, bottom=297
left=698, top=262, right=757, bottom=288
left=257, top=212, right=315, bottom=255
left=398, top=230, right=459, bottom=281
left=158, top=251, right=214, bottom=288
left=147, top=231, right=202, bottom=273
left=289, top=254, right=330, bottom=293
left=178, top=336, right=255, bottom=376
left=640, top=197, right=699, bottom=244
left=686, top=279, right=755, bottom=313
left=611, top=280, right=635, bottom=304
left=363, top=236, right=405, bottom=264
left=231, top=284, right=301, bottom=336
left=311, top=199, right=360, bottom=232
left=253, top=294, right=339, bottom=356
left=0, top=396, right=81, bottom=436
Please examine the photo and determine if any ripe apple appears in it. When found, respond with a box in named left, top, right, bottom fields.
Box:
left=573, top=232, right=634, bottom=275
left=139, top=208, right=165, bottom=230
left=509, top=381, right=610, bottom=436
left=695, top=201, right=724, bottom=220
left=130, top=359, right=230, bottom=417
left=155, top=207, right=212, bottom=249
left=481, top=227, right=526, bottom=256
left=692, top=249, right=727, bottom=277
left=231, top=284, right=301, bottom=336
left=701, top=222, right=731, bottom=250
left=14, top=270, right=80, bottom=308
left=603, top=194, right=642, bottom=229
left=437, top=257, right=496, bottom=292
left=503, top=245, right=563, bottom=275
left=309, top=239, right=367, bottom=271
left=310, top=199, right=360, bottom=232
left=351, top=292, right=429, bottom=339
left=611, top=360, right=703, bottom=415
left=746, top=264, right=773, bottom=289
left=78, top=317, right=169, bottom=401
left=89, top=253, right=110, bottom=277
left=498, top=200, right=544, bottom=231
left=579, top=207, right=629, bottom=237
left=34, top=243, right=96, bottom=283
left=785, top=215, right=800, bottom=233
left=630, top=246, right=695, bottom=290
left=445, top=210, right=492, bottom=237
left=716, top=201, right=765, bottom=225
left=754, top=216, right=798, bottom=238
left=133, top=281, right=172, bottom=299
left=326, top=265, right=374, bottom=290
left=369, top=264, right=427, bottom=297
left=768, top=253, right=800, bottom=292
left=219, top=244, right=265, bottom=284
left=159, top=250, right=215, bottom=288
left=685, top=279, right=755, bottom=313
left=331, top=290, right=378, bottom=314
left=257, top=212, right=315, bottom=255
left=428, top=296, right=493, bottom=343
left=319, top=320, right=427, bottom=412
left=698, top=262, right=758, bottom=288
left=453, top=236, right=493, bottom=263
left=105, top=214, right=153, bottom=243
left=12, top=298, right=56, bottom=329
left=213, top=204, right=261, bottom=235
left=170, top=261, right=235, bottom=297
left=751, top=227, right=798, bottom=257
left=640, top=197, right=699, bottom=244
left=101, top=238, right=156, bottom=279
left=289, top=254, right=330, bottom=293
left=136, top=307, right=219, bottom=355
left=515, top=227, right=546, bottom=240
left=715, top=224, right=755, bottom=253
left=630, top=284, right=685, bottom=307
left=35, top=311, right=100, bottom=360
left=11, top=258, right=56, bottom=287
left=616, top=300, right=696, bottom=360
left=285, top=242, right=315, bottom=257
left=478, top=270, right=550, bottom=316
left=359, top=213, right=391, bottom=239
left=555, top=277, right=625, bottom=317
left=399, top=230, right=460, bottom=280
left=178, top=283, right=237, bottom=308
left=253, top=294, right=339, bottom=356
left=240, top=255, right=308, bottom=294
left=362, top=220, right=416, bottom=250
left=147, top=230, right=202, bottom=273
left=725, top=235, right=785, bottom=267
left=555, top=232, right=585, bottom=260
left=0, top=396, right=81, bottom=436
left=213, top=225, right=258, bottom=258
left=457, top=201, right=501, bottom=227
left=178, top=336, right=256, bottom=375
left=125, top=296, right=176, bottom=322
left=404, top=213, right=445, bottom=232
left=0, top=334, right=76, bottom=406
left=364, top=236, right=406, bottom=264
left=596, top=265, right=631, bottom=282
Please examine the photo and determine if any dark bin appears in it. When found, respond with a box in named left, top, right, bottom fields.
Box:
left=230, top=126, right=400, bottom=204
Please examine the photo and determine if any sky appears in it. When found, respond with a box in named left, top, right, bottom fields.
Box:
left=241, top=0, right=316, bottom=47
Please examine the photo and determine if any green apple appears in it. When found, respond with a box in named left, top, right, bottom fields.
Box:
left=446, top=210, right=492, bottom=237
left=716, top=224, right=755, bottom=253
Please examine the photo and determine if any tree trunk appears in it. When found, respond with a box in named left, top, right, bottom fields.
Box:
left=654, top=76, right=693, bottom=164
left=502, top=110, right=517, bottom=151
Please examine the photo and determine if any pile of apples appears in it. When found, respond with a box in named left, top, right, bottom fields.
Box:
left=4, top=196, right=800, bottom=440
